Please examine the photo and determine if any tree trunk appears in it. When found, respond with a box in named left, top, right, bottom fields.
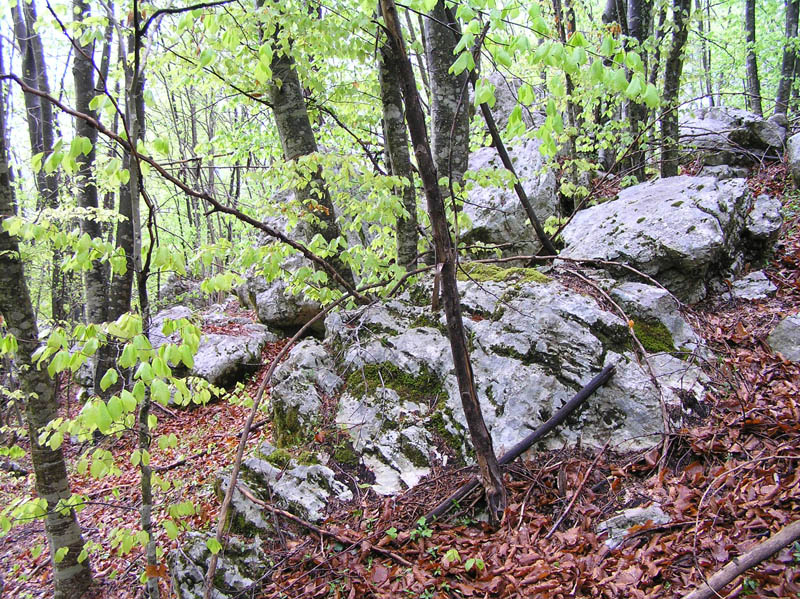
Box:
left=659, top=0, right=691, bottom=178
left=378, top=29, right=418, bottom=270
left=0, top=71, right=92, bottom=599
left=379, top=0, right=507, bottom=525
left=744, top=0, right=763, bottom=116
left=626, top=0, right=650, bottom=181
left=12, top=0, right=68, bottom=323
left=776, top=0, right=799, bottom=115
left=73, top=0, right=109, bottom=330
left=423, top=0, right=470, bottom=190
left=267, top=44, right=354, bottom=287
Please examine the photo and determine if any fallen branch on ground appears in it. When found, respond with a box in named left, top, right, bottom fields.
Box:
left=683, top=519, right=800, bottom=599
left=424, top=364, right=616, bottom=522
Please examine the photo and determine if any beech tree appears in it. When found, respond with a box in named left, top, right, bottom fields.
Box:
left=0, top=69, right=93, bottom=599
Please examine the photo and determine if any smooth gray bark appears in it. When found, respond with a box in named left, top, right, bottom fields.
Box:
left=267, top=47, right=354, bottom=287
left=379, top=30, right=418, bottom=270
left=626, top=0, right=650, bottom=180
left=0, top=74, right=92, bottom=599
left=660, top=0, right=691, bottom=177
left=73, top=0, right=109, bottom=330
left=776, top=0, right=799, bottom=115
left=424, top=0, right=469, bottom=189
left=744, top=0, right=763, bottom=116
left=12, top=0, right=68, bottom=322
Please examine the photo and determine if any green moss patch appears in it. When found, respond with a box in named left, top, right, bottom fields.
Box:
left=457, top=262, right=550, bottom=284
left=632, top=319, right=676, bottom=354
left=346, top=362, right=444, bottom=405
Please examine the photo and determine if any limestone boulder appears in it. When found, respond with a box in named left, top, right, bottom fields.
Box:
left=461, top=138, right=558, bottom=257
left=560, top=176, right=779, bottom=302
left=680, top=106, right=785, bottom=166
left=767, top=314, right=800, bottom=361
left=269, top=338, right=343, bottom=447
left=170, top=532, right=267, bottom=599
left=322, top=266, right=705, bottom=494
left=788, top=133, right=800, bottom=187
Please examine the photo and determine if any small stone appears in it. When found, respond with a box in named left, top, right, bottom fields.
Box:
left=731, top=271, right=777, bottom=300
left=767, top=315, right=800, bottom=362
left=597, top=505, right=671, bottom=549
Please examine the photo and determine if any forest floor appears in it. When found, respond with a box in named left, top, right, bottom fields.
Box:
left=1, top=161, right=799, bottom=598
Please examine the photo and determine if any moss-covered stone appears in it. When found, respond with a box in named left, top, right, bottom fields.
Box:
left=456, top=262, right=550, bottom=284
left=425, top=404, right=465, bottom=457
left=265, top=448, right=292, bottom=469
left=399, top=437, right=430, bottom=468
left=346, top=362, right=444, bottom=406
left=632, top=319, right=676, bottom=354
left=333, top=443, right=360, bottom=467
left=410, top=312, right=447, bottom=334
left=271, top=400, right=315, bottom=449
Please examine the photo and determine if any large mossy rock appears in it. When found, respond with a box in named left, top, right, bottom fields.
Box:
left=320, top=265, right=705, bottom=494
left=269, top=338, right=343, bottom=447
left=560, top=176, right=781, bottom=302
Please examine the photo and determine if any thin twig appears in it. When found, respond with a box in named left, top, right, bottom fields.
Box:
left=545, top=442, right=608, bottom=539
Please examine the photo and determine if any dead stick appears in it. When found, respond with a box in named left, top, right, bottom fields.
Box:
left=545, top=441, right=609, bottom=539
left=425, top=364, right=615, bottom=522
left=683, top=519, right=800, bottom=599
left=236, top=484, right=413, bottom=568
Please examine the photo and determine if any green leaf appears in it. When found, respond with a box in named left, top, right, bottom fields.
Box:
left=164, top=520, right=179, bottom=540
left=121, top=390, right=137, bottom=412
left=495, top=48, right=512, bottom=68
left=206, top=537, right=222, bottom=554
left=151, top=379, right=170, bottom=406
left=642, top=83, right=660, bottom=109
left=95, top=401, right=113, bottom=434
left=54, top=547, right=69, bottom=563
left=100, top=368, right=119, bottom=392
left=518, top=83, right=534, bottom=105
left=625, top=75, right=643, bottom=99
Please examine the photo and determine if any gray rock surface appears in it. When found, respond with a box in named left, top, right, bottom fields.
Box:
left=322, top=270, right=705, bottom=494
left=788, top=133, right=800, bottom=187
left=170, top=532, right=267, bottom=599
left=767, top=314, right=800, bottom=361
left=598, top=505, right=671, bottom=549
left=731, top=271, right=777, bottom=300
left=680, top=107, right=785, bottom=166
left=269, top=338, right=343, bottom=447
left=484, top=71, right=544, bottom=131
left=235, top=255, right=322, bottom=330
left=698, top=164, right=750, bottom=180
left=746, top=194, right=783, bottom=241
left=240, top=453, right=352, bottom=522
left=560, top=176, right=766, bottom=302
left=192, top=324, right=276, bottom=386
left=461, top=138, right=558, bottom=256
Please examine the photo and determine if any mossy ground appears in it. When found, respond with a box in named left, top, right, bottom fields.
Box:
left=457, top=262, right=550, bottom=284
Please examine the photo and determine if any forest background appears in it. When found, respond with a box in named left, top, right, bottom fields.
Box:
left=0, top=0, right=798, bottom=597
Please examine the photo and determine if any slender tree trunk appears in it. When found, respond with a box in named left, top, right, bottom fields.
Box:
left=423, top=0, right=470, bottom=190
left=744, top=0, right=763, bottom=116
left=696, top=0, right=714, bottom=106
left=12, top=0, right=68, bottom=323
left=379, top=0, right=507, bottom=525
left=378, top=29, right=418, bottom=270
left=73, top=0, right=109, bottom=330
left=266, top=39, right=354, bottom=286
left=776, top=0, right=800, bottom=115
left=0, top=72, right=92, bottom=599
left=660, top=0, right=691, bottom=177
left=626, top=0, right=650, bottom=181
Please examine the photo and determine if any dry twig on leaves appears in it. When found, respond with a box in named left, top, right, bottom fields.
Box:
left=683, top=519, right=800, bottom=599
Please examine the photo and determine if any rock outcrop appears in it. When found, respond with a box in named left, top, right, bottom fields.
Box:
left=559, top=176, right=781, bottom=302
left=680, top=106, right=786, bottom=167
left=255, top=265, right=706, bottom=498
left=461, top=138, right=559, bottom=257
